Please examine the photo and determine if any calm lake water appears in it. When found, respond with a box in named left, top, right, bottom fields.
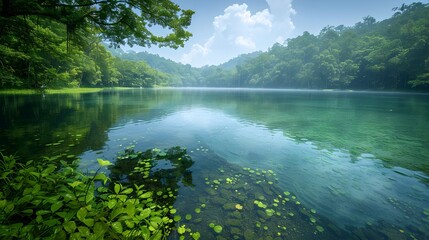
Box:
left=1, top=88, right=429, bottom=239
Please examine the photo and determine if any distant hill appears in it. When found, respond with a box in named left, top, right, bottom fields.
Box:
left=104, top=46, right=261, bottom=87
left=218, top=51, right=262, bottom=70
left=106, top=45, right=261, bottom=71
left=103, top=2, right=429, bottom=90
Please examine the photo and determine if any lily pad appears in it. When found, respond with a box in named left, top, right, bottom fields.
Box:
left=316, top=226, right=324, bottom=232
left=213, top=225, right=223, bottom=233
left=265, top=209, right=275, bottom=217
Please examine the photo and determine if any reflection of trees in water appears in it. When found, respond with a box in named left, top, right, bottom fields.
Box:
left=109, top=146, right=194, bottom=206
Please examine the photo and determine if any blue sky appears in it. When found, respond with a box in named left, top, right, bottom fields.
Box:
left=132, top=0, right=424, bottom=67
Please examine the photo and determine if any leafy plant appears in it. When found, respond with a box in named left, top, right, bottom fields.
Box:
left=0, top=147, right=193, bottom=239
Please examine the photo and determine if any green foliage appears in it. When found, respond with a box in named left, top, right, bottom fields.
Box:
left=113, top=3, right=429, bottom=91
left=223, top=3, right=428, bottom=90
left=0, top=0, right=194, bottom=49
left=0, top=147, right=193, bottom=239
left=0, top=0, right=192, bottom=89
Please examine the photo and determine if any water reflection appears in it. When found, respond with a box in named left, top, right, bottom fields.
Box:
left=1, top=89, right=429, bottom=238
left=79, top=106, right=429, bottom=237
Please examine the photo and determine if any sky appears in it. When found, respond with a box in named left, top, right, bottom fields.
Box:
left=129, top=0, right=424, bottom=67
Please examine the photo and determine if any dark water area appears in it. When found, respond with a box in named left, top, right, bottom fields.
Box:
left=1, top=88, right=428, bottom=239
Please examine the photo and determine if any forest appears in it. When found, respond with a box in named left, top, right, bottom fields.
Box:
left=1, top=2, right=429, bottom=90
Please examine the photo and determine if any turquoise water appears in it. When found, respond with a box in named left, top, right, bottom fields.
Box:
left=1, top=88, right=428, bottom=239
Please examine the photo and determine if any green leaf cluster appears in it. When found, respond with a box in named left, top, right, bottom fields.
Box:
left=0, top=150, right=178, bottom=239
left=0, top=0, right=192, bottom=89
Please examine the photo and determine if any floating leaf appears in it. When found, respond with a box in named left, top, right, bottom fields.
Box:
left=177, top=225, right=186, bottom=234
left=265, top=209, right=275, bottom=217
left=213, top=225, right=223, bottom=233
left=97, top=159, right=112, bottom=167
left=191, top=232, right=201, bottom=240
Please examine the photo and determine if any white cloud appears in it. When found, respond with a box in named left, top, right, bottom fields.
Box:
left=180, top=0, right=295, bottom=67
left=235, top=36, right=256, bottom=49
left=181, top=36, right=214, bottom=65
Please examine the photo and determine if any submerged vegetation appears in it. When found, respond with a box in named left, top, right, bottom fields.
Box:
left=1, top=106, right=428, bottom=239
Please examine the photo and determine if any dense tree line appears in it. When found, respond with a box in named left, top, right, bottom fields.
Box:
left=0, top=0, right=193, bottom=89
left=231, top=2, right=429, bottom=90
left=1, top=2, right=428, bottom=91
left=113, top=3, right=429, bottom=91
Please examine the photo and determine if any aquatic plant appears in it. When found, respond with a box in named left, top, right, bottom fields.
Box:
left=0, top=146, right=195, bottom=239
left=0, top=155, right=165, bottom=238
left=316, top=226, right=325, bottom=232
left=213, top=225, right=223, bottom=233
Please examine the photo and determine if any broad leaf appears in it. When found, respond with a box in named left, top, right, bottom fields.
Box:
left=77, top=207, right=87, bottom=221
left=51, top=201, right=63, bottom=212
left=97, top=159, right=112, bottom=167
left=112, top=221, right=123, bottom=233
left=63, top=221, right=77, bottom=233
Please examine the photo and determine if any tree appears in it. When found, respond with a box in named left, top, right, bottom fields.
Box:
left=0, top=0, right=194, bottom=49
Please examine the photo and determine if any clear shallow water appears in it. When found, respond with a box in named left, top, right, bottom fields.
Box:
left=1, top=88, right=429, bottom=239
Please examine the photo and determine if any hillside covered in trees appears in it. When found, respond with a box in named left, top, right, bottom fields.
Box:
left=230, top=2, right=429, bottom=90
left=123, top=2, right=428, bottom=90
left=1, top=2, right=428, bottom=91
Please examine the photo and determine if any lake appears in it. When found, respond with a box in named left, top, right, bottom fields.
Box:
left=1, top=88, right=428, bottom=239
